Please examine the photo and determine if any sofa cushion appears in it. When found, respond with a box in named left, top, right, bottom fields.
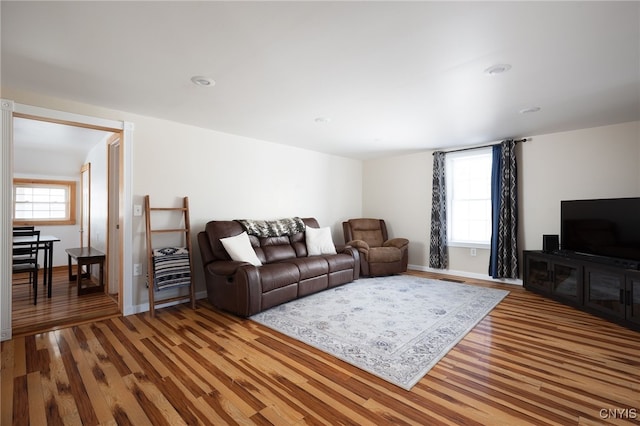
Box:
left=282, top=257, right=329, bottom=279
left=259, top=263, right=300, bottom=292
left=349, top=218, right=385, bottom=247
left=220, top=232, right=262, bottom=266
left=368, top=247, right=402, bottom=263
left=289, top=231, right=308, bottom=257
left=323, top=253, right=356, bottom=272
left=260, top=236, right=297, bottom=263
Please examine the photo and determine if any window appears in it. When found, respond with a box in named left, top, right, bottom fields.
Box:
left=445, top=148, right=493, bottom=247
left=13, top=178, right=76, bottom=226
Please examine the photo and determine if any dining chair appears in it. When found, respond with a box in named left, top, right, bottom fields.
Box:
left=13, top=226, right=36, bottom=256
left=13, top=229, right=41, bottom=305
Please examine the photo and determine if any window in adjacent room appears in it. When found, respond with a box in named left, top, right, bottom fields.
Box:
left=445, top=148, right=493, bottom=247
left=13, top=178, right=77, bottom=225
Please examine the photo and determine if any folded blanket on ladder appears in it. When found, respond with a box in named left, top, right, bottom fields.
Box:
left=152, top=247, right=191, bottom=291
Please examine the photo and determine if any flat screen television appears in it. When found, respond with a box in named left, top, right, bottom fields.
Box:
left=561, top=197, right=640, bottom=262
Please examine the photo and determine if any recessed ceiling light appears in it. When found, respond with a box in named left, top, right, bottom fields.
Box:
left=191, top=76, right=216, bottom=87
left=519, top=106, right=541, bottom=114
left=484, top=64, right=512, bottom=76
left=314, top=117, right=331, bottom=124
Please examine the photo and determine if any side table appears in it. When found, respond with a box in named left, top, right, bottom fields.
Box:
left=66, top=247, right=106, bottom=295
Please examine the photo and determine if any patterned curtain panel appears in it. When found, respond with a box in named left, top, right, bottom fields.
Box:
left=489, top=140, right=519, bottom=278
left=429, top=151, right=448, bottom=269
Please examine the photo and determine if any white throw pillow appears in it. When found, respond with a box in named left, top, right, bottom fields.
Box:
left=220, top=232, right=262, bottom=266
left=306, top=226, right=337, bottom=256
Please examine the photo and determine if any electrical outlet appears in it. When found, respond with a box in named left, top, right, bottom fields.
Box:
left=133, top=263, right=142, bottom=276
left=470, top=248, right=477, bottom=257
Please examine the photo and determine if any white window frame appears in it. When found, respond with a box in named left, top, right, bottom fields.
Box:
left=13, top=178, right=77, bottom=226
left=445, top=148, right=493, bottom=248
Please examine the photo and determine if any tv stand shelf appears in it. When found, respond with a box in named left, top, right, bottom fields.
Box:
left=523, top=250, right=640, bottom=331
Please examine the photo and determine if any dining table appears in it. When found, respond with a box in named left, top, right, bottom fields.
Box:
left=12, top=234, right=61, bottom=298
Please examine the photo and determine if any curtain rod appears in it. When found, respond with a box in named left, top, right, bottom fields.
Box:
left=434, top=138, right=530, bottom=155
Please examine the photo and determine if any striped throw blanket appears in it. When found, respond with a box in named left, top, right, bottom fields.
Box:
left=152, top=247, right=191, bottom=291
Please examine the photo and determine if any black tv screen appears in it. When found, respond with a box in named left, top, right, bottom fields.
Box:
left=561, top=197, right=640, bottom=261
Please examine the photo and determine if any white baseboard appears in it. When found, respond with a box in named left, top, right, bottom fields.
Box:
left=408, top=264, right=523, bottom=286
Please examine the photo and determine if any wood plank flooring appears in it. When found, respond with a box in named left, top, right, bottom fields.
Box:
left=12, top=266, right=120, bottom=338
left=3, top=271, right=640, bottom=425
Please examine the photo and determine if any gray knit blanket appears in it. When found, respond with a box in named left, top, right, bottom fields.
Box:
left=236, top=217, right=306, bottom=237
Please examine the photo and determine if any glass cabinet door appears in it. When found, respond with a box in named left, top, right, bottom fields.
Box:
left=552, top=262, right=581, bottom=302
left=525, top=256, right=551, bottom=292
left=625, top=274, right=640, bottom=326
left=584, top=267, right=625, bottom=317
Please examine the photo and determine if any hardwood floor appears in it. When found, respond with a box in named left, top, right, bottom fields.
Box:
left=11, top=266, right=120, bottom=338
left=2, top=271, right=639, bottom=425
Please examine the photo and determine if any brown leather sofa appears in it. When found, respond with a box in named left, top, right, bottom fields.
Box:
left=198, top=218, right=360, bottom=317
left=343, top=218, right=409, bottom=277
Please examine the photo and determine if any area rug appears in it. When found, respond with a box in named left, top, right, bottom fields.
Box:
left=250, top=274, right=509, bottom=390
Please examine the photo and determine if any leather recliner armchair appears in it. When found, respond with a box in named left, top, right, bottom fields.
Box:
left=343, top=218, right=409, bottom=277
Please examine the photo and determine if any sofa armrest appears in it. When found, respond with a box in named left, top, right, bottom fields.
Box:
left=203, top=260, right=261, bottom=316
left=346, top=239, right=370, bottom=252
left=207, top=260, right=255, bottom=276
left=339, top=244, right=358, bottom=256
left=338, top=245, right=361, bottom=280
left=384, top=238, right=409, bottom=249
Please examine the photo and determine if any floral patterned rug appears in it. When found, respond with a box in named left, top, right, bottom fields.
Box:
left=251, top=274, right=509, bottom=390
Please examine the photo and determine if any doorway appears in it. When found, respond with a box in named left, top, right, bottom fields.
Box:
left=10, top=114, right=122, bottom=336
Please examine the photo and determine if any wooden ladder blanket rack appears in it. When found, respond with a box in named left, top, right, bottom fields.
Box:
left=144, top=195, right=196, bottom=317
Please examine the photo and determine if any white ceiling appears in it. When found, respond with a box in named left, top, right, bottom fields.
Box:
left=13, top=117, right=113, bottom=155
left=2, top=1, right=639, bottom=159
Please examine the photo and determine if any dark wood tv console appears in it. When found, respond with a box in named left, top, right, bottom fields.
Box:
left=523, top=250, right=640, bottom=331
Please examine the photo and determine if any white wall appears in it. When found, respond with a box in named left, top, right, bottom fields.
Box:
left=520, top=122, right=640, bottom=251
left=363, top=120, right=640, bottom=279
left=86, top=140, right=108, bottom=254
left=362, top=151, right=432, bottom=266
left=3, top=88, right=363, bottom=310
